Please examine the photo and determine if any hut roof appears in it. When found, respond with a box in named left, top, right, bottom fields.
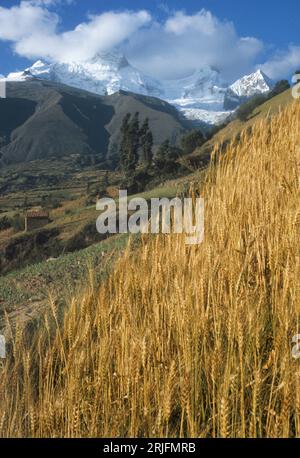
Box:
left=26, top=210, right=49, bottom=219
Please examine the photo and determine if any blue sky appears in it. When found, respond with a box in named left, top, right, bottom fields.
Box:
left=0, top=0, right=300, bottom=82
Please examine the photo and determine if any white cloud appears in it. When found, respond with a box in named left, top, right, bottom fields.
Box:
left=165, top=10, right=218, bottom=35
left=0, top=3, right=298, bottom=83
left=259, top=45, right=300, bottom=80
left=124, top=10, right=264, bottom=81
left=0, top=2, right=151, bottom=62
left=15, top=11, right=151, bottom=62
left=0, top=1, right=58, bottom=41
left=26, top=0, right=74, bottom=5
left=28, top=0, right=60, bottom=5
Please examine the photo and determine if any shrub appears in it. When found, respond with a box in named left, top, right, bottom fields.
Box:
left=0, top=216, right=11, bottom=231
left=181, top=129, right=205, bottom=155
left=10, top=214, right=25, bottom=231
left=269, top=80, right=290, bottom=97
left=236, top=94, right=267, bottom=121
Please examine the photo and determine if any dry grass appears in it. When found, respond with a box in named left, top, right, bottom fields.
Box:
left=1, top=101, right=300, bottom=438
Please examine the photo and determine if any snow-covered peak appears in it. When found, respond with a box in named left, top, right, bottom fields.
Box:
left=6, top=51, right=163, bottom=97
left=229, top=69, right=272, bottom=98
left=6, top=70, right=28, bottom=81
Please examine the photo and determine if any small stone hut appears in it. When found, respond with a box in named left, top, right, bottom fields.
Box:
left=25, top=210, right=50, bottom=232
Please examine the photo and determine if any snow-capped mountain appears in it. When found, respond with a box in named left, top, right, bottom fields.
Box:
left=229, top=69, right=272, bottom=97
left=7, top=50, right=164, bottom=98
left=224, top=70, right=273, bottom=110
left=6, top=51, right=273, bottom=126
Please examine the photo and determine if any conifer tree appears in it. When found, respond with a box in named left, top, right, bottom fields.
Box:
left=119, top=113, right=131, bottom=171
left=119, top=112, right=140, bottom=173
left=155, top=139, right=181, bottom=174
left=140, top=118, right=153, bottom=168
left=126, top=112, right=140, bottom=172
left=155, top=139, right=170, bottom=169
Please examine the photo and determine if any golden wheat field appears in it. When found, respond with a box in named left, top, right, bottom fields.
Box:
left=1, top=101, right=300, bottom=438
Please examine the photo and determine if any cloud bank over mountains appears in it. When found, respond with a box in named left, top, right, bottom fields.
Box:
left=259, top=45, right=300, bottom=80
left=0, top=1, right=298, bottom=82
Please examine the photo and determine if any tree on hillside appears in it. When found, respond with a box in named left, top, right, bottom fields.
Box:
left=155, top=139, right=170, bottom=170
left=119, top=113, right=131, bottom=172
left=269, top=80, right=290, bottom=97
left=236, top=94, right=267, bottom=121
left=139, top=118, right=153, bottom=168
left=155, top=139, right=181, bottom=174
left=181, top=129, right=205, bottom=155
left=127, top=112, right=140, bottom=171
left=119, top=112, right=140, bottom=173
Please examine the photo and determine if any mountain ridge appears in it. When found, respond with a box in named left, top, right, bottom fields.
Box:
left=5, top=51, right=273, bottom=126
left=0, top=79, right=187, bottom=167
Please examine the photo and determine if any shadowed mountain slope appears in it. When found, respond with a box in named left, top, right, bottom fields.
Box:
left=0, top=80, right=187, bottom=167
